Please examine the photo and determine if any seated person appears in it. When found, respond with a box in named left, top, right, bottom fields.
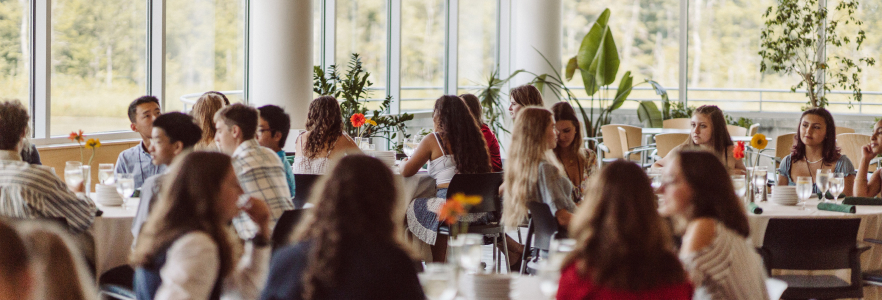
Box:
left=653, top=105, right=747, bottom=175
left=776, top=108, right=855, bottom=196
left=257, top=105, right=296, bottom=197
left=191, top=91, right=229, bottom=151
left=116, top=96, right=165, bottom=189
left=18, top=222, right=98, bottom=300
left=292, top=96, right=360, bottom=174
left=551, top=102, right=597, bottom=203
left=460, top=93, right=503, bottom=172
left=0, top=220, right=34, bottom=300
left=855, top=118, right=882, bottom=197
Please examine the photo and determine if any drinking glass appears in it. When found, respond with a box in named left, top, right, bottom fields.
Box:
left=796, top=176, right=813, bottom=210
left=828, top=172, right=845, bottom=203
left=418, top=263, right=457, bottom=300
left=732, top=175, right=747, bottom=199
left=98, top=163, right=114, bottom=184
left=647, top=169, right=663, bottom=192
left=753, top=166, right=768, bottom=201
left=816, top=169, right=831, bottom=202
left=115, top=173, right=135, bottom=207
left=80, top=165, right=91, bottom=197
left=456, top=234, right=484, bottom=273
left=537, top=261, right=560, bottom=300
left=549, top=239, right=577, bottom=270
left=64, top=162, right=84, bottom=189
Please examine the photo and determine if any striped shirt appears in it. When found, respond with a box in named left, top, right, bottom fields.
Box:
left=0, top=150, right=97, bottom=233
left=231, top=140, right=293, bottom=239
left=680, top=221, right=769, bottom=300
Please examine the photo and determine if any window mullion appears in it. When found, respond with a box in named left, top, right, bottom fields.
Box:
left=31, top=0, right=50, bottom=138
left=444, top=0, right=458, bottom=95
left=387, top=0, right=401, bottom=114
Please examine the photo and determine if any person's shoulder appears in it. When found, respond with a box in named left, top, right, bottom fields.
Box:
left=170, top=232, right=218, bottom=253
left=683, top=218, right=717, bottom=253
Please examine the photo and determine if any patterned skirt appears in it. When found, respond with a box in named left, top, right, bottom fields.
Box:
left=406, top=188, right=491, bottom=245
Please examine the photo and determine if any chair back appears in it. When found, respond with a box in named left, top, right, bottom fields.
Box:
left=748, top=123, right=760, bottom=136
left=727, top=125, right=748, bottom=137
left=775, top=133, right=796, bottom=163
left=655, top=133, right=689, bottom=158
left=836, top=126, right=856, bottom=135
left=446, top=173, right=504, bottom=215
left=760, top=218, right=860, bottom=271
left=837, top=133, right=876, bottom=173
left=292, top=174, right=321, bottom=209
left=526, top=201, right=558, bottom=252
left=271, top=209, right=308, bottom=252
left=610, top=125, right=642, bottom=161
left=663, top=118, right=691, bottom=129
left=600, top=125, right=625, bottom=159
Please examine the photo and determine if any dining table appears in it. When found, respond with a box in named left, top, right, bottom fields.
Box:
left=91, top=202, right=137, bottom=276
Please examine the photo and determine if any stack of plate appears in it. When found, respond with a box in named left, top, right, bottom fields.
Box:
left=770, top=186, right=798, bottom=205
left=94, top=183, right=123, bottom=206
left=366, top=151, right=397, bottom=168
left=463, top=274, right=512, bottom=300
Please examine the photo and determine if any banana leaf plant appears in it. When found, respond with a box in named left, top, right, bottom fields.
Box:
left=472, top=68, right=524, bottom=137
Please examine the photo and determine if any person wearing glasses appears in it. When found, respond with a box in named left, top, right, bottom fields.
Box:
left=257, top=105, right=296, bottom=197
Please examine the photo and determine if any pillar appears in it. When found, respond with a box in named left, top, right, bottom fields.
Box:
left=512, top=0, right=562, bottom=109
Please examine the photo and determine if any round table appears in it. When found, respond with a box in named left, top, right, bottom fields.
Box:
left=750, top=199, right=882, bottom=299
left=91, top=202, right=137, bottom=276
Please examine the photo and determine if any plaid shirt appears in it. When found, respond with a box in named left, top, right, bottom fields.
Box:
left=0, top=150, right=97, bottom=233
left=231, top=140, right=293, bottom=239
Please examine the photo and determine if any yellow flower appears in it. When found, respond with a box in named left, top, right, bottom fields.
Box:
left=85, top=138, right=101, bottom=149
left=750, top=133, right=767, bottom=150
left=365, top=118, right=377, bottom=126
left=451, top=193, right=482, bottom=206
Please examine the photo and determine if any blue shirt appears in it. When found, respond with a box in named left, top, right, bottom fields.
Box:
left=115, top=141, right=166, bottom=190
left=778, top=154, right=856, bottom=193
left=276, top=150, right=296, bottom=198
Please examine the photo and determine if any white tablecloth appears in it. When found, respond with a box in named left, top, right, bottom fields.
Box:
left=750, top=199, right=882, bottom=298
left=90, top=202, right=137, bottom=276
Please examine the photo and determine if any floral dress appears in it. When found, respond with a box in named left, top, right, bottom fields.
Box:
left=575, top=149, right=597, bottom=202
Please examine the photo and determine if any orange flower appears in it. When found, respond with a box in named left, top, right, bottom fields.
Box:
left=438, top=200, right=465, bottom=225
left=350, top=113, right=366, bottom=128
left=451, top=193, right=482, bottom=206
left=734, top=141, right=745, bottom=159
left=68, top=130, right=84, bottom=143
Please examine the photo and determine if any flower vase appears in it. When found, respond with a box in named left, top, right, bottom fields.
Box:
left=745, top=167, right=755, bottom=204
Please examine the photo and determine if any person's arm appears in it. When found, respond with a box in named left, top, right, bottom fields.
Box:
left=855, top=145, right=882, bottom=197
left=155, top=233, right=221, bottom=300
left=776, top=155, right=791, bottom=186
left=838, top=155, right=858, bottom=197
left=843, top=175, right=856, bottom=197
left=538, top=163, right=577, bottom=228
left=40, top=172, right=97, bottom=233
left=678, top=218, right=717, bottom=288
left=224, top=198, right=273, bottom=299
left=555, top=210, right=573, bottom=228
left=332, top=133, right=362, bottom=156
left=652, top=145, right=681, bottom=170
left=400, top=134, right=436, bottom=177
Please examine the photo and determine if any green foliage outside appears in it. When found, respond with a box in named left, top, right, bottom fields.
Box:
left=471, top=69, right=523, bottom=137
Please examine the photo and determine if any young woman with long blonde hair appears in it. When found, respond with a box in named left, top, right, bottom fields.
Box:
left=190, top=91, right=229, bottom=151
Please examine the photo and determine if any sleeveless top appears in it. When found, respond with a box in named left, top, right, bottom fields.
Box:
left=680, top=222, right=769, bottom=300
left=134, top=236, right=222, bottom=300
left=293, top=132, right=335, bottom=174
left=428, top=133, right=457, bottom=185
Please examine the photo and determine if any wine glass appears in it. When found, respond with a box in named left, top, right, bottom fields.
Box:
left=816, top=169, right=831, bottom=202
left=537, top=261, right=560, bottom=300
left=796, top=176, right=813, bottom=211
left=64, top=161, right=84, bottom=190
left=418, top=263, right=457, bottom=300
left=828, top=172, right=845, bottom=203
left=98, top=163, right=114, bottom=184
left=115, top=173, right=135, bottom=207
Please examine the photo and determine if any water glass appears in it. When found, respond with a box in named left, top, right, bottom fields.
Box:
left=418, top=263, right=457, bottom=300
left=549, top=239, right=577, bottom=270
left=64, top=166, right=84, bottom=189
left=796, top=176, right=813, bottom=210
left=647, top=169, right=663, bottom=192
left=829, top=172, right=845, bottom=203
left=537, top=261, right=560, bottom=300
left=98, top=163, right=114, bottom=184
left=732, top=175, right=747, bottom=199
left=816, top=169, right=831, bottom=202
left=115, top=173, right=136, bottom=206
left=753, top=166, right=768, bottom=201
left=80, top=165, right=91, bottom=197
left=455, top=234, right=484, bottom=273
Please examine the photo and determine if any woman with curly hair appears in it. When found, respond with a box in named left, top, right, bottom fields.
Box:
left=551, top=102, right=596, bottom=203
left=401, top=95, right=492, bottom=262
left=509, top=84, right=544, bottom=117
left=292, top=96, right=360, bottom=174
left=190, top=91, right=230, bottom=151
left=261, top=155, right=424, bottom=300
left=653, top=105, right=747, bottom=175
left=777, top=107, right=856, bottom=195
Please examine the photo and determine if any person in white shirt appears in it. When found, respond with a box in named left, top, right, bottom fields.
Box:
left=132, top=152, right=272, bottom=300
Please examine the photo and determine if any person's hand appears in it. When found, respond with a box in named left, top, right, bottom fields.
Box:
left=862, top=144, right=877, bottom=161
left=68, top=182, right=85, bottom=193
left=241, top=197, right=271, bottom=229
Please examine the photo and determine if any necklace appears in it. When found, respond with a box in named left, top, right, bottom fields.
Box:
left=806, top=156, right=822, bottom=164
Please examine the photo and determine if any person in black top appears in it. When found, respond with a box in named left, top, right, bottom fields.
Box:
left=261, top=155, right=425, bottom=300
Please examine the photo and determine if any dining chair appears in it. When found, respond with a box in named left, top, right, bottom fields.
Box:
left=598, top=125, right=626, bottom=164
left=98, top=265, right=136, bottom=300
left=836, top=126, right=856, bottom=135
left=519, top=201, right=560, bottom=275
left=727, top=125, right=748, bottom=137
left=292, top=174, right=322, bottom=209
left=652, top=133, right=688, bottom=160
left=837, top=133, right=875, bottom=173
left=662, top=118, right=691, bottom=129
left=617, top=127, right=655, bottom=168
left=438, top=172, right=507, bottom=272
left=271, top=208, right=309, bottom=252
left=748, top=123, right=760, bottom=136
left=758, top=218, right=866, bottom=299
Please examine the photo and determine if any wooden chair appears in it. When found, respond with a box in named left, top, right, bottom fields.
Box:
left=748, top=123, right=760, bottom=136
left=663, top=118, right=691, bottom=129
left=598, top=124, right=642, bottom=165
left=836, top=126, right=856, bottom=135
left=617, top=127, right=655, bottom=168
left=837, top=133, right=876, bottom=173
left=727, top=125, right=748, bottom=137
left=773, top=133, right=796, bottom=166
left=653, top=133, right=688, bottom=159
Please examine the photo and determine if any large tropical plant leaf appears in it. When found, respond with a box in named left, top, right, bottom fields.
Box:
left=577, top=9, right=611, bottom=96
left=565, top=56, right=578, bottom=81
left=637, top=101, right=664, bottom=128
left=587, top=27, right=620, bottom=86
left=609, top=71, right=633, bottom=111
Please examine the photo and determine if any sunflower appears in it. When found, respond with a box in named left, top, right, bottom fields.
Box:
left=85, top=138, right=101, bottom=149
left=451, top=193, right=482, bottom=206
left=750, top=133, right=768, bottom=150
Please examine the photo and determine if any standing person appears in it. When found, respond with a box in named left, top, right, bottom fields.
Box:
left=132, top=112, right=203, bottom=242
left=652, top=105, right=747, bottom=175
left=191, top=91, right=230, bottom=151
left=509, top=84, right=544, bottom=117
left=557, top=160, right=692, bottom=300
left=292, top=96, right=360, bottom=174
left=551, top=102, right=597, bottom=203
left=18, top=222, right=98, bottom=300
left=776, top=108, right=856, bottom=196
left=257, top=105, right=296, bottom=197
left=855, top=119, right=882, bottom=197
left=460, top=93, right=503, bottom=172
left=0, top=220, right=33, bottom=300
left=215, top=103, right=293, bottom=238
left=401, top=95, right=492, bottom=262
left=116, top=95, right=165, bottom=189
left=659, top=151, right=769, bottom=300
left=132, top=152, right=273, bottom=300
left=261, top=155, right=425, bottom=300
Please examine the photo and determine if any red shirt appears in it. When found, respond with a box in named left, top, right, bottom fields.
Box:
left=480, top=124, right=503, bottom=172
left=557, top=263, right=694, bottom=300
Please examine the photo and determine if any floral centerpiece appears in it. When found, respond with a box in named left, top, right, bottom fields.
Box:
left=438, top=193, right=482, bottom=239
left=350, top=113, right=377, bottom=149
left=69, top=130, right=101, bottom=165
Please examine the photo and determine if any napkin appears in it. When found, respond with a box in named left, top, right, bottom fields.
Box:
left=747, top=202, right=763, bottom=214
left=842, top=197, right=882, bottom=206
left=817, top=191, right=847, bottom=200
left=817, top=202, right=856, bottom=213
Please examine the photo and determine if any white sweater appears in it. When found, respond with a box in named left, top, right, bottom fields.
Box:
left=680, top=222, right=770, bottom=300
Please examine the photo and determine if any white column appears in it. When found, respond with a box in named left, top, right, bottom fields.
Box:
left=249, top=0, right=313, bottom=130
left=511, top=0, right=561, bottom=109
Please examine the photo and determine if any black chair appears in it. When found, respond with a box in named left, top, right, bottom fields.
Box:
left=292, top=174, right=321, bottom=209
left=271, top=209, right=308, bottom=252
left=758, top=218, right=865, bottom=299
left=519, top=201, right=559, bottom=275
left=98, top=265, right=136, bottom=300
left=437, top=173, right=506, bottom=272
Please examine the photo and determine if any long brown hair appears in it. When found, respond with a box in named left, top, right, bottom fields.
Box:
left=791, top=107, right=841, bottom=164
left=510, top=84, right=544, bottom=107
left=459, top=93, right=484, bottom=125
left=304, top=96, right=344, bottom=158
left=294, top=155, right=405, bottom=300
left=672, top=151, right=750, bottom=237
left=564, top=160, right=686, bottom=291
left=191, top=92, right=229, bottom=148
left=551, top=101, right=586, bottom=164
left=18, top=222, right=97, bottom=300
left=131, top=152, right=236, bottom=278
left=434, top=95, right=491, bottom=174
left=682, top=105, right=733, bottom=164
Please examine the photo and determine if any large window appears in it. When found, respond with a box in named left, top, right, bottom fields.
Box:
left=822, top=0, right=882, bottom=114
left=401, top=0, right=445, bottom=111
left=457, top=0, right=498, bottom=96
left=336, top=0, right=386, bottom=110
left=0, top=0, right=29, bottom=111
left=50, top=0, right=146, bottom=136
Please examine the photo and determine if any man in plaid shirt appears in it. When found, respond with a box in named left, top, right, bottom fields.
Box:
left=215, top=104, right=293, bottom=239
